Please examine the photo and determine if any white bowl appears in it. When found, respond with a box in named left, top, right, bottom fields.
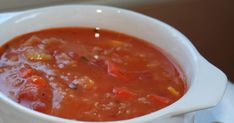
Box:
left=0, top=5, right=227, bottom=123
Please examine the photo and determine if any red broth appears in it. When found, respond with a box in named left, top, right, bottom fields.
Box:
left=0, top=27, right=186, bottom=121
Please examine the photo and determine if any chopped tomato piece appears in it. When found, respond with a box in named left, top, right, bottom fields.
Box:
left=18, top=84, right=39, bottom=101
left=147, top=94, right=170, bottom=105
left=18, top=76, right=51, bottom=105
left=106, top=60, right=129, bottom=81
left=18, top=76, right=47, bottom=101
left=113, top=87, right=135, bottom=99
left=19, top=68, right=33, bottom=78
left=29, top=76, right=47, bottom=88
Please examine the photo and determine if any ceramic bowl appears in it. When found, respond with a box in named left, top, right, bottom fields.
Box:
left=0, top=5, right=227, bottom=123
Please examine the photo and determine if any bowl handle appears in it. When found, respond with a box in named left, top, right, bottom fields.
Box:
left=169, top=56, right=227, bottom=116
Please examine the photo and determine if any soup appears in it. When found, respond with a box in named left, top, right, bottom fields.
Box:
left=0, top=27, right=186, bottom=121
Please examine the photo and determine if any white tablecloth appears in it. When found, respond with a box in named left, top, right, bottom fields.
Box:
left=195, top=82, right=234, bottom=123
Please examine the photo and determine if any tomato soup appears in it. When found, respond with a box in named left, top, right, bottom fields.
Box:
left=0, top=28, right=186, bottom=121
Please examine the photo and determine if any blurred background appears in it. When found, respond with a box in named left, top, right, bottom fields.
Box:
left=0, top=0, right=233, bottom=81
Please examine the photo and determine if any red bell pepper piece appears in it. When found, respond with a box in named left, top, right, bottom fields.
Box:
left=113, top=87, right=135, bottom=99
left=29, top=76, right=47, bottom=88
left=147, top=94, right=170, bottom=105
left=106, top=59, right=129, bottom=81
